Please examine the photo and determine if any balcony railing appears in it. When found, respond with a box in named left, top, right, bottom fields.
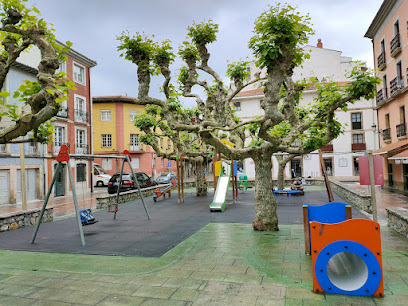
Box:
left=390, top=77, right=404, bottom=96
left=130, top=145, right=141, bottom=151
left=321, top=144, right=333, bottom=152
left=53, top=141, right=70, bottom=153
left=391, top=34, right=401, bottom=57
left=56, top=107, right=68, bottom=118
left=75, top=144, right=89, bottom=154
left=74, top=109, right=88, bottom=123
left=397, top=123, right=407, bottom=138
left=352, top=143, right=366, bottom=151
left=376, top=89, right=384, bottom=104
left=382, top=128, right=391, bottom=141
left=352, top=122, right=362, bottom=130
left=377, top=52, right=386, bottom=70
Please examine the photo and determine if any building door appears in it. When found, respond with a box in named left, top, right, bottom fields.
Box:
left=291, top=159, right=302, bottom=178
left=403, top=164, right=408, bottom=193
left=388, top=163, right=394, bottom=188
left=54, top=164, right=65, bottom=197
left=323, top=158, right=334, bottom=176
left=0, top=170, right=9, bottom=205
left=17, top=169, right=38, bottom=203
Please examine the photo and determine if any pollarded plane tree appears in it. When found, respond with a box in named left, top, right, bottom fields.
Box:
left=118, top=4, right=379, bottom=231
left=133, top=104, right=211, bottom=196
left=0, top=0, right=74, bottom=144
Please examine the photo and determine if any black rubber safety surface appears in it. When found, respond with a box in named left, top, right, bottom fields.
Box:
left=0, top=190, right=366, bottom=257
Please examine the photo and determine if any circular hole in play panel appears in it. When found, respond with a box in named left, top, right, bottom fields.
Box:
left=326, top=252, right=368, bottom=291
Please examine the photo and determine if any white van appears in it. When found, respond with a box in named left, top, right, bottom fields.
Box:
left=93, top=164, right=111, bottom=187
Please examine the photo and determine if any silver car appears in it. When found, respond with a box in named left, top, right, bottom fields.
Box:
left=156, top=172, right=177, bottom=184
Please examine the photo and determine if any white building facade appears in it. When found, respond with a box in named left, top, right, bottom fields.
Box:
left=233, top=41, right=379, bottom=180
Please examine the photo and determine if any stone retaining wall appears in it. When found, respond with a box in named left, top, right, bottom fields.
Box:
left=387, top=207, right=408, bottom=238
left=304, top=178, right=372, bottom=213
left=0, top=208, right=53, bottom=232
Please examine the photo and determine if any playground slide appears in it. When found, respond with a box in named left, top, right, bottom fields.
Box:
left=210, top=163, right=231, bottom=212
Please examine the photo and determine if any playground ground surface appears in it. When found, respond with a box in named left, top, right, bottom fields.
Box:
left=0, top=188, right=407, bottom=305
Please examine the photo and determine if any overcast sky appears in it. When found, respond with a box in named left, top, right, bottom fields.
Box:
left=27, top=0, right=383, bottom=104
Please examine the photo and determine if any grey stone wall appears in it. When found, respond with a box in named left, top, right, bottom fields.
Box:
left=387, top=207, right=408, bottom=239
left=0, top=208, right=53, bottom=232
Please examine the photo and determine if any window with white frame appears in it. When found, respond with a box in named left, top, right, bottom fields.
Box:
left=28, top=142, right=38, bottom=154
left=54, top=126, right=66, bottom=152
left=75, top=95, right=87, bottom=122
left=101, top=110, right=111, bottom=121
left=352, top=133, right=364, bottom=144
left=131, top=158, right=140, bottom=169
left=234, top=102, right=241, bottom=111
left=129, top=110, right=139, bottom=122
left=73, top=62, right=85, bottom=85
left=56, top=61, right=67, bottom=74
left=76, top=129, right=86, bottom=153
left=102, top=134, right=112, bottom=148
left=130, top=134, right=139, bottom=151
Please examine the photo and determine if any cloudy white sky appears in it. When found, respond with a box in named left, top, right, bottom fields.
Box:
left=27, top=0, right=383, bottom=103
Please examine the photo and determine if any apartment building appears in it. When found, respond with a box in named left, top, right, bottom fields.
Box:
left=366, top=0, right=408, bottom=194
left=233, top=41, right=378, bottom=180
left=92, top=96, right=177, bottom=178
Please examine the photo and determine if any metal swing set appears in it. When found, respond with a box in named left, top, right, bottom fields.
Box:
left=31, top=145, right=150, bottom=246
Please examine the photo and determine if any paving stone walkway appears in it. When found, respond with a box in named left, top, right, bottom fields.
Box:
left=0, top=222, right=407, bottom=305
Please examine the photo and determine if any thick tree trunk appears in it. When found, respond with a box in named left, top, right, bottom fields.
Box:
left=195, top=159, right=207, bottom=196
left=252, top=153, right=279, bottom=231
left=277, top=162, right=285, bottom=190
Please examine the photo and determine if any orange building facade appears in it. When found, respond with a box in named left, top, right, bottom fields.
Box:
left=92, top=96, right=177, bottom=178
left=366, top=0, right=408, bottom=193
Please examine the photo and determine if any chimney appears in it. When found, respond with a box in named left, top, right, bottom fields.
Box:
left=317, top=39, right=323, bottom=48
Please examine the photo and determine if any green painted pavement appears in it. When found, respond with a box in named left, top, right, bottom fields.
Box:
left=0, top=223, right=407, bottom=305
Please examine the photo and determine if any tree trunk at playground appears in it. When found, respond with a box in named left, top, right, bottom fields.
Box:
left=195, top=158, right=207, bottom=196
left=277, top=162, right=285, bottom=190
left=252, top=153, right=279, bottom=231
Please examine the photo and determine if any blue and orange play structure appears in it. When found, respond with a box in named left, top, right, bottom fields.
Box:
left=153, top=179, right=177, bottom=202
left=303, top=202, right=384, bottom=297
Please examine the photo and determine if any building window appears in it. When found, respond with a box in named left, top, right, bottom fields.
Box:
left=129, top=110, right=139, bottom=122
left=76, top=163, right=86, bottom=182
left=382, top=74, right=388, bottom=98
left=54, top=126, right=66, bottom=152
left=131, top=158, right=140, bottom=169
left=351, top=113, right=362, bottom=130
left=73, top=62, right=85, bottom=85
left=352, top=133, right=364, bottom=144
left=76, top=129, right=87, bottom=154
left=102, top=134, right=112, bottom=148
left=323, top=158, right=333, bottom=176
left=28, top=142, right=38, bottom=154
left=56, top=61, right=67, bottom=74
left=74, top=95, right=87, bottom=123
left=101, top=110, right=111, bottom=121
left=130, top=134, right=139, bottom=151
left=167, top=139, right=171, bottom=150
left=234, top=102, right=241, bottom=111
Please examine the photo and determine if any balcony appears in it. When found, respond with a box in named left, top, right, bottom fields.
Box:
left=74, top=109, right=88, bottom=123
left=352, top=143, right=366, bottom=151
left=382, top=128, right=391, bottom=141
left=56, top=107, right=69, bottom=118
left=321, top=144, right=333, bottom=152
left=390, top=77, right=404, bottom=97
left=53, top=142, right=70, bottom=153
left=377, top=52, right=386, bottom=71
left=75, top=144, right=89, bottom=154
left=376, top=89, right=384, bottom=104
left=391, top=34, right=401, bottom=57
left=396, top=123, right=407, bottom=138
left=352, top=122, right=362, bottom=130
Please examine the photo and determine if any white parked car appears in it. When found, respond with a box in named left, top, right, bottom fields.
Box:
left=94, top=164, right=111, bottom=187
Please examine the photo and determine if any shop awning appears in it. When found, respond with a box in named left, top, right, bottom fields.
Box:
left=387, top=149, right=408, bottom=160
left=373, top=139, right=408, bottom=155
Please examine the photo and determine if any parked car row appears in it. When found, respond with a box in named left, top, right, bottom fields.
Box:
left=107, top=171, right=158, bottom=194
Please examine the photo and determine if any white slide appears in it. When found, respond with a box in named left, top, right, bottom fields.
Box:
left=210, top=163, right=231, bottom=212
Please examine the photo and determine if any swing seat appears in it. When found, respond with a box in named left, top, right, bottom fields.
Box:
left=108, top=203, right=118, bottom=213
left=80, top=209, right=98, bottom=226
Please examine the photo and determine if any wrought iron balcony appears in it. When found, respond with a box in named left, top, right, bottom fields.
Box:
left=53, top=142, right=70, bottom=153
left=382, top=128, right=391, bottom=141
left=74, top=109, right=88, bottom=123
left=352, top=143, right=366, bottom=151
left=376, top=89, right=384, bottom=104
left=56, top=107, right=68, bottom=118
left=377, top=52, right=386, bottom=70
left=390, top=77, right=404, bottom=96
left=75, top=144, right=89, bottom=154
left=396, top=122, right=407, bottom=138
left=352, top=122, right=362, bottom=130
left=391, top=34, right=401, bottom=57
left=321, top=144, right=333, bottom=152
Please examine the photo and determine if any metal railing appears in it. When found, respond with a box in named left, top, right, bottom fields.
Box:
left=391, top=34, right=401, bottom=56
left=382, top=128, right=391, bottom=141
left=390, top=76, right=404, bottom=96
left=53, top=142, right=70, bottom=153
left=75, top=144, right=89, bottom=154
left=396, top=123, right=407, bottom=137
left=376, top=89, right=384, bottom=104
left=74, top=109, right=88, bottom=123
left=377, top=52, right=386, bottom=69
left=56, top=107, right=68, bottom=118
